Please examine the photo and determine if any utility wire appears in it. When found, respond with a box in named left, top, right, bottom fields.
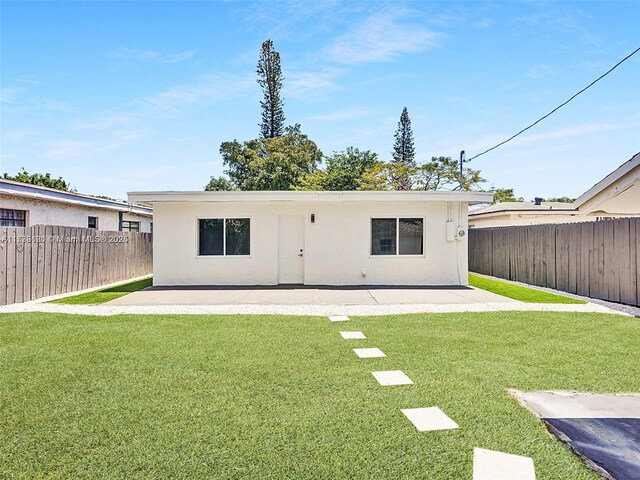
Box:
left=467, top=45, right=640, bottom=162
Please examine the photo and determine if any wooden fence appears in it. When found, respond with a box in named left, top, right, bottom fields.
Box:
left=0, top=225, right=152, bottom=306
left=468, top=218, right=640, bottom=307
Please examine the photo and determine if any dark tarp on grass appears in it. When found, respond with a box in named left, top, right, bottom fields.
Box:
left=544, top=417, right=640, bottom=480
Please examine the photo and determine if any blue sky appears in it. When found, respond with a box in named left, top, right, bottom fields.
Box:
left=1, top=1, right=639, bottom=201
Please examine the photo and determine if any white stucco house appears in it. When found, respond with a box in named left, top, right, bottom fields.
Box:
left=127, top=190, right=493, bottom=286
left=0, top=179, right=153, bottom=232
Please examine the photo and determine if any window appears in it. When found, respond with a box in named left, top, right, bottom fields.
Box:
left=399, top=218, right=424, bottom=255
left=371, top=218, right=423, bottom=256
left=199, top=218, right=250, bottom=256
left=121, top=220, right=140, bottom=232
left=371, top=218, right=396, bottom=255
left=88, top=216, right=98, bottom=229
left=150, top=222, right=153, bottom=233
left=0, top=208, right=26, bottom=227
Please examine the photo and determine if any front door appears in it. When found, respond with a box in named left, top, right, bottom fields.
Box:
left=278, top=215, right=305, bottom=284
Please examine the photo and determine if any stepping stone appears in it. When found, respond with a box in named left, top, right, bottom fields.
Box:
left=354, top=348, right=385, bottom=358
left=473, top=448, right=536, bottom=480
left=340, top=331, right=366, bottom=339
left=328, top=315, right=349, bottom=322
left=371, top=370, right=413, bottom=386
left=401, top=407, right=459, bottom=431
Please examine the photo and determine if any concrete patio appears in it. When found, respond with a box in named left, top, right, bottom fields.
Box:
left=104, top=285, right=517, bottom=306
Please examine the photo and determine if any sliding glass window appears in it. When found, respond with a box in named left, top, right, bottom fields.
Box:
left=199, top=218, right=250, bottom=256
left=371, top=218, right=423, bottom=256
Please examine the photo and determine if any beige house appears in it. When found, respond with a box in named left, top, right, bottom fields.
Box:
left=469, top=151, right=640, bottom=228
left=128, top=190, right=492, bottom=286
left=0, top=179, right=153, bottom=232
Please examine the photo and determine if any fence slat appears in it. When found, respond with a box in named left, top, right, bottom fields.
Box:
left=469, top=218, right=640, bottom=307
left=14, top=227, right=25, bottom=304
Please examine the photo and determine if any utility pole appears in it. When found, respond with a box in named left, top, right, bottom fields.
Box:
left=459, top=150, right=466, bottom=190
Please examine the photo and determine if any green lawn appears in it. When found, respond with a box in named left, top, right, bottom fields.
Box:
left=469, top=273, right=586, bottom=304
left=49, top=277, right=152, bottom=305
left=2, top=311, right=637, bottom=479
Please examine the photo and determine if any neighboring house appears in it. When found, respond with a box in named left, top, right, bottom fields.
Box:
left=0, top=179, right=153, bottom=232
left=574, top=151, right=640, bottom=217
left=127, top=190, right=493, bottom=286
left=469, top=151, right=640, bottom=228
left=468, top=200, right=580, bottom=228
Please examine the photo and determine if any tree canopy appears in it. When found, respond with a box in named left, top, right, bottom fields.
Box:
left=204, top=176, right=235, bottom=191
left=491, top=188, right=524, bottom=204
left=3, top=168, right=71, bottom=191
left=220, top=124, right=322, bottom=191
left=298, top=147, right=379, bottom=191
left=257, top=39, right=285, bottom=138
left=536, top=196, right=576, bottom=203
left=413, top=156, right=485, bottom=191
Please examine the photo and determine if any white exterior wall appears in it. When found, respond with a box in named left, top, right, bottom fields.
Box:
left=153, top=200, right=469, bottom=286
left=0, top=194, right=152, bottom=232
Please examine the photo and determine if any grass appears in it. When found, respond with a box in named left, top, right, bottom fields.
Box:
left=49, top=277, right=152, bottom=305
left=2, top=311, right=638, bottom=479
left=469, top=273, right=586, bottom=304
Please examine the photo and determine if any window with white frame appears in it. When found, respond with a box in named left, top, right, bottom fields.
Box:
left=88, top=216, right=98, bottom=229
left=371, top=218, right=423, bottom=256
left=199, top=218, right=250, bottom=256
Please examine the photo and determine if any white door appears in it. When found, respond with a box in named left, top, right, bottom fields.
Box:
left=278, top=215, right=305, bottom=284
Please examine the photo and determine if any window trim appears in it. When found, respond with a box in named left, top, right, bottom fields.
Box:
left=370, top=216, right=426, bottom=257
left=88, top=216, right=98, bottom=230
left=196, top=217, right=251, bottom=258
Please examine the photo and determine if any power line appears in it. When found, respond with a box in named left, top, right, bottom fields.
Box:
left=467, top=45, right=640, bottom=162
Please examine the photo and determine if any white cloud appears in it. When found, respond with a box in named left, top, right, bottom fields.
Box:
left=39, top=140, right=94, bottom=159
left=325, top=7, right=440, bottom=64
left=0, top=88, right=21, bottom=103
left=108, top=48, right=195, bottom=64
left=285, top=68, right=343, bottom=99
left=138, top=73, right=255, bottom=115
left=39, top=130, right=144, bottom=159
left=511, top=122, right=618, bottom=144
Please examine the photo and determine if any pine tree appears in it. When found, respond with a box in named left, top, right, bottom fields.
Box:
left=391, top=107, right=416, bottom=189
left=257, top=39, right=285, bottom=138
left=392, top=107, right=416, bottom=166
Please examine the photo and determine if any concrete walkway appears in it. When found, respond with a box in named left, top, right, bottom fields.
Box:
left=105, top=285, right=516, bottom=306
left=0, top=284, right=623, bottom=316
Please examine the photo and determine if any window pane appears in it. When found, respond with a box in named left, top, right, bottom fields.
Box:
left=225, top=218, right=250, bottom=255
left=399, top=218, right=423, bottom=255
left=371, top=218, right=396, bottom=255
left=0, top=208, right=26, bottom=227
left=199, top=219, right=223, bottom=255
left=88, top=216, right=98, bottom=229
